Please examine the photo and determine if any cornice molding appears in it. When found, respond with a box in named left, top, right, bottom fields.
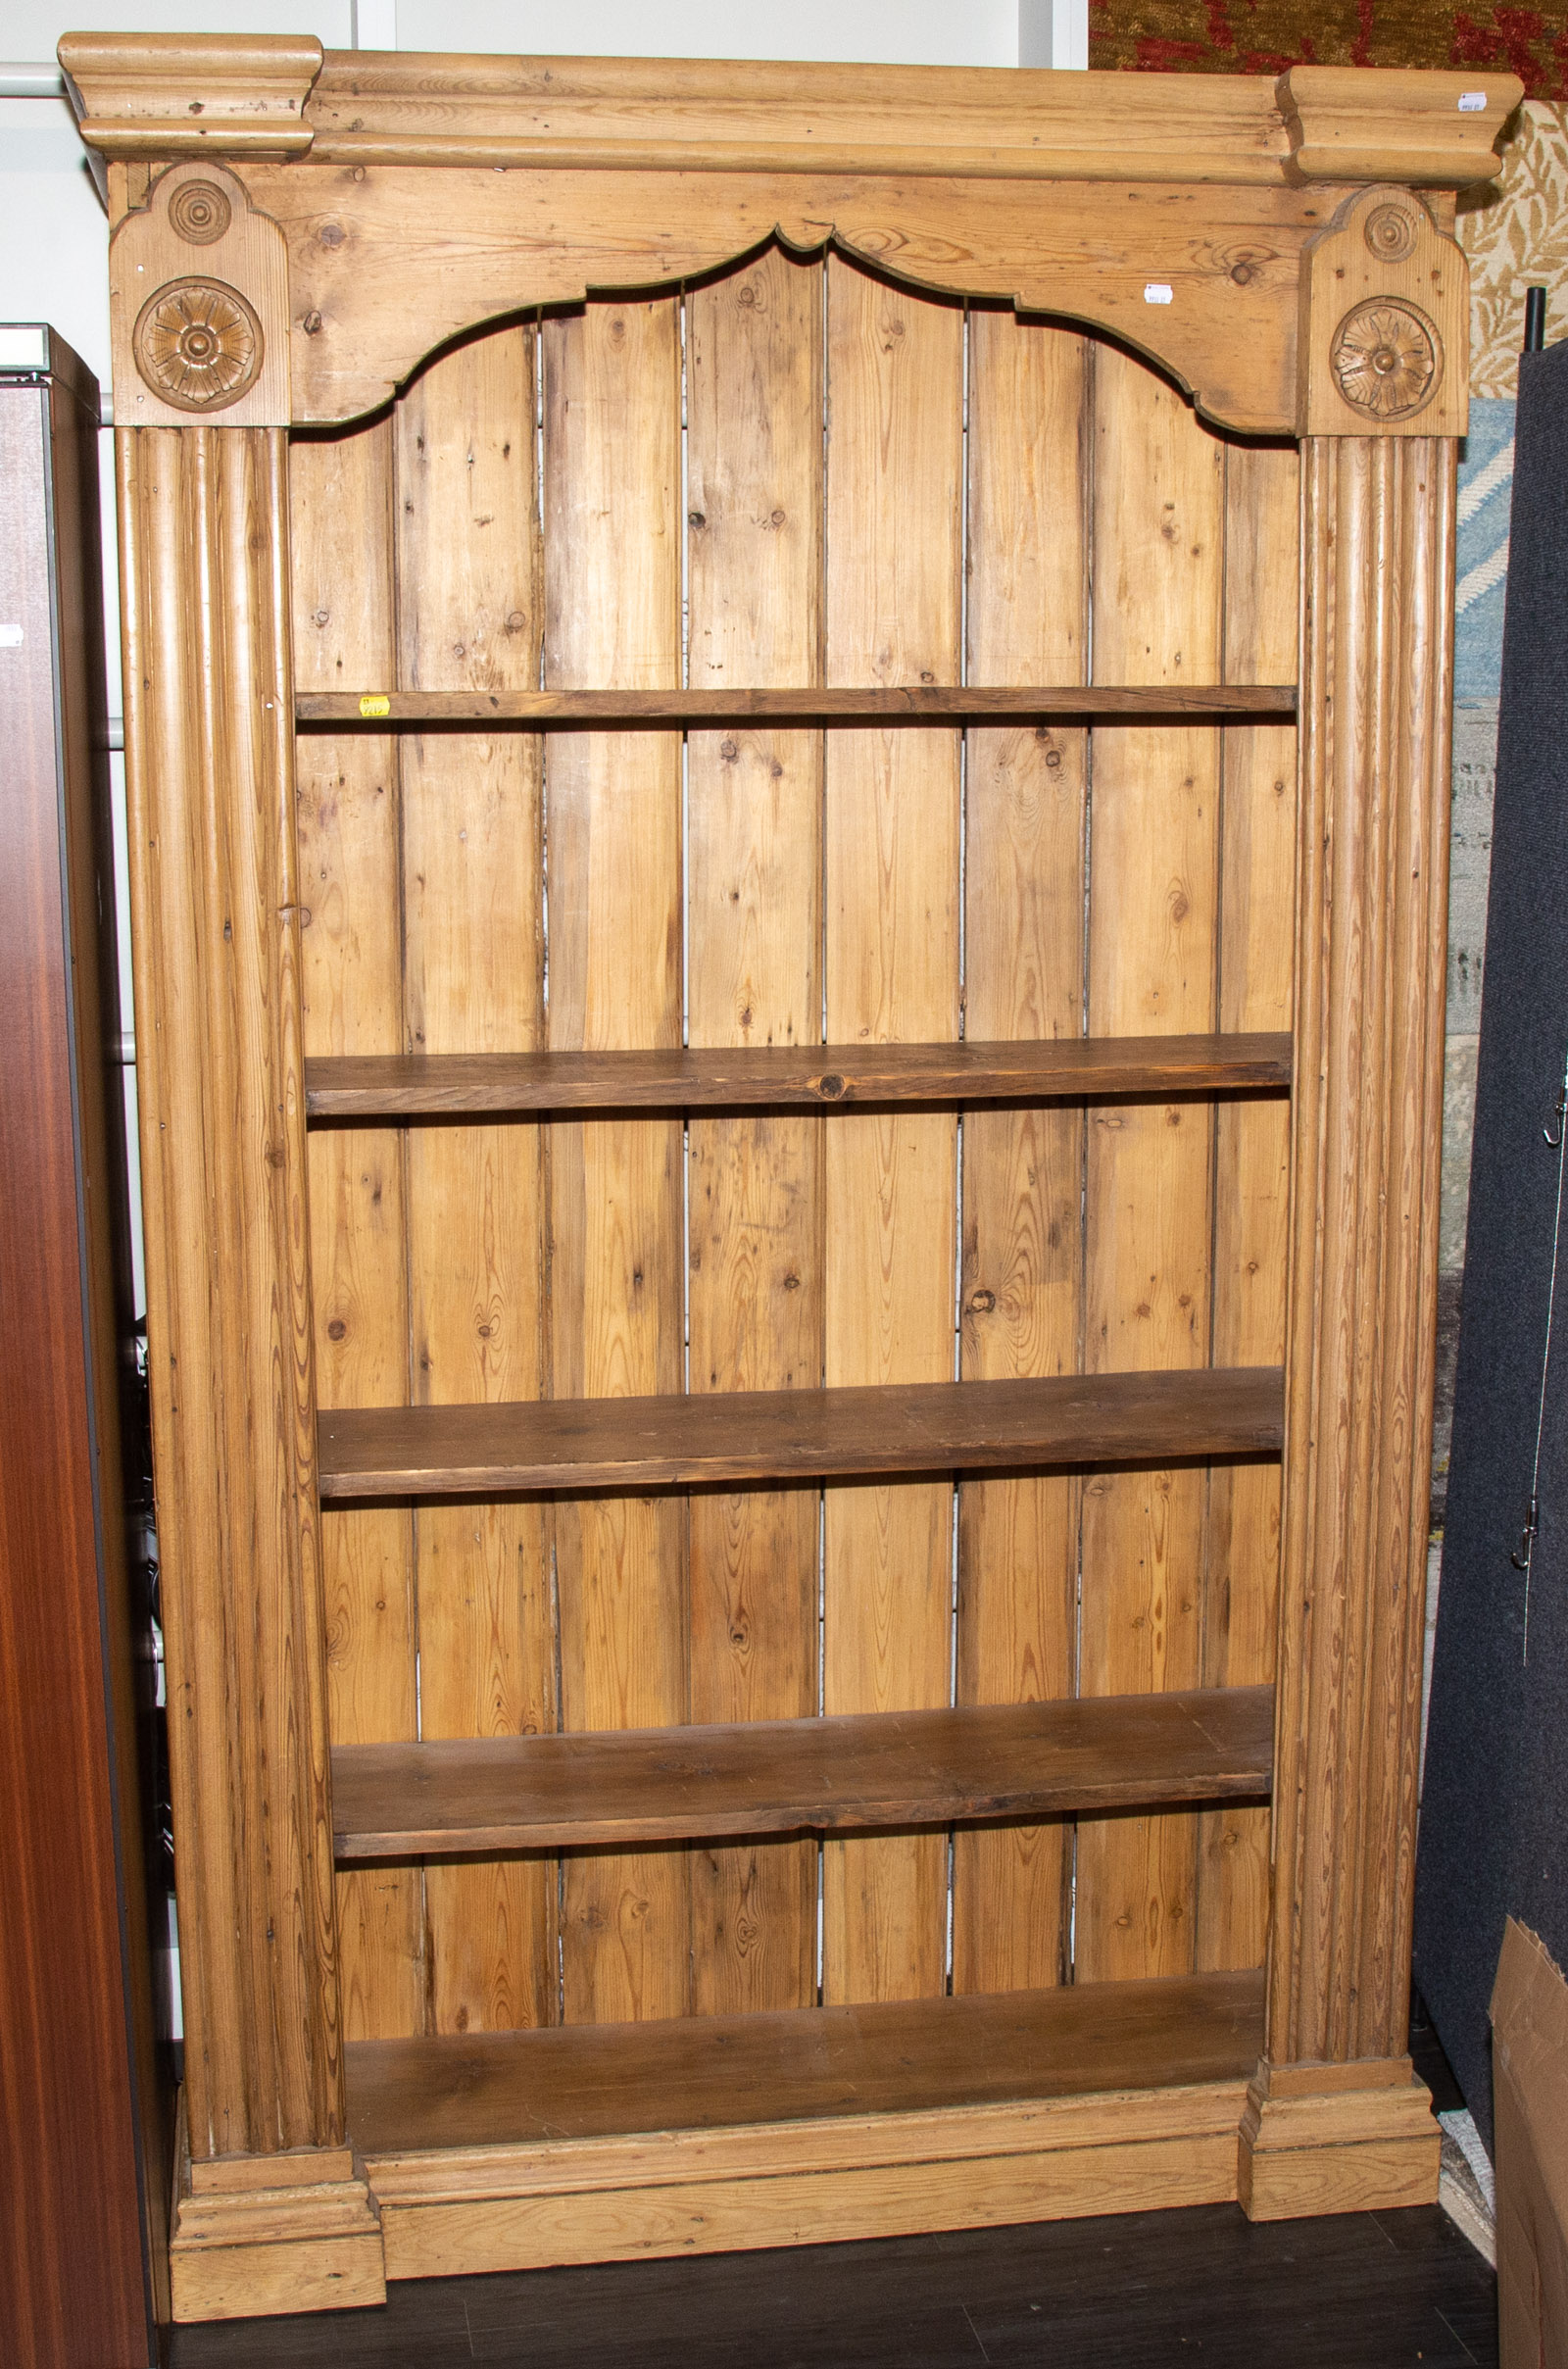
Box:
left=59, top=38, right=1520, bottom=192
left=59, top=31, right=322, bottom=162
left=1277, top=65, right=1521, bottom=188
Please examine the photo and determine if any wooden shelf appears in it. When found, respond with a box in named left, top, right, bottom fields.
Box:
left=332, top=1682, right=1273, bottom=1859
left=346, top=1968, right=1267, bottom=2154
left=306, top=1030, right=1291, bottom=1119
left=297, top=684, right=1297, bottom=726
left=318, top=1364, right=1283, bottom=1500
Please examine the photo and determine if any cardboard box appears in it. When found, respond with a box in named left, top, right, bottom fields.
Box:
left=1492, top=1918, right=1568, bottom=2367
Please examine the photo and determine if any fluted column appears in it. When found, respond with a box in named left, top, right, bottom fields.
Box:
left=1240, top=434, right=1453, bottom=2216
left=120, top=425, right=381, bottom=2308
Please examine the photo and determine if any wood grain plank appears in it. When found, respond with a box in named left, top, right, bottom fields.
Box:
left=234, top=132, right=1460, bottom=437
left=332, top=1685, right=1274, bottom=1856
left=1265, top=438, right=1454, bottom=2070
left=293, top=416, right=424, bottom=2043
left=1197, top=437, right=1298, bottom=1976
left=297, top=685, right=1296, bottom=723
left=319, top=1367, right=1282, bottom=1497
left=543, top=295, right=689, bottom=2025
left=685, top=248, right=824, bottom=2016
left=822, top=260, right=962, bottom=2005
left=118, top=424, right=342, bottom=2155
left=368, top=2114, right=1250, bottom=2278
left=956, top=313, right=1089, bottom=1996
left=304, top=1031, right=1290, bottom=1115
left=396, top=327, right=556, bottom=2036
left=362, top=2074, right=1258, bottom=2224
left=347, top=1968, right=1266, bottom=2154
left=1077, top=345, right=1225, bottom=1985
left=265, top=48, right=1519, bottom=190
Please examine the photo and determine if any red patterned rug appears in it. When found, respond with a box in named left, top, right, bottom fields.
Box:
left=1090, top=0, right=1568, bottom=98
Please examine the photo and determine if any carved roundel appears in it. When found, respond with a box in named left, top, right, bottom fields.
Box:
left=1362, top=201, right=1418, bottom=264
left=167, top=178, right=233, bottom=246
left=1330, top=299, right=1441, bottom=422
left=132, top=278, right=264, bottom=413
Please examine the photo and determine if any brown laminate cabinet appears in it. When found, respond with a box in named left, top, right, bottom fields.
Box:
left=0, top=323, right=171, bottom=2367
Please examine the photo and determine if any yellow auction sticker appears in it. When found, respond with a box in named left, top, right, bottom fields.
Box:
left=359, top=693, right=391, bottom=718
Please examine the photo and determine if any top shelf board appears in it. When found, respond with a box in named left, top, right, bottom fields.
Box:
left=296, top=686, right=1298, bottom=728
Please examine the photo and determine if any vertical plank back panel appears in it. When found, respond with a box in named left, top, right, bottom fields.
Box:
left=397, top=331, right=556, bottom=2034
left=821, top=260, right=961, bottom=2005
left=293, top=420, right=423, bottom=2040
left=1077, top=350, right=1224, bottom=1984
left=686, top=248, right=824, bottom=2015
left=1198, top=439, right=1298, bottom=1973
left=955, top=315, right=1087, bottom=1994
left=297, top=293, right=1304, bottom=2043
left=543, top=298, right=690, bottom=2024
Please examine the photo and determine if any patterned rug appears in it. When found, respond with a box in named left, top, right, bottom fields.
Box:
left=1090, top=0, right=1568, bottom=97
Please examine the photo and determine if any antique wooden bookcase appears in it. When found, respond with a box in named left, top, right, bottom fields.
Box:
left=61, top=33, right=1520, bottom=2321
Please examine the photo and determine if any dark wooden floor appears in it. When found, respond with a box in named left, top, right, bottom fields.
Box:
left=170, top=2200, right=1495, bottom=2368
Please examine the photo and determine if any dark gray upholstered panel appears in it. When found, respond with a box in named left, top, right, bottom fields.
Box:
left=1414, top=336, right=1568, bottom=2151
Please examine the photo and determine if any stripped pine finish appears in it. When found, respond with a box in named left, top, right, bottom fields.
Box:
left=292, top=420, right=423, bottom=2042
left=331, top=1686, right=1276, bottom=1859
left=119, top=424, right=346, bottom=2162
left=396, top=332, right=556, bottom=2037
left=956, top=314, right=1088, bottom=1995
left=318, top=1366, right=1284, bottom=1498
left=1268, top=438, right=1454, bottom=2069
left=74, top=42, right=1484, bottom=2316
left=1076, top=348, right=1225, bottom=1986
left=296, top=288, right=1299, bottom=2046
left=685, top=247, right=824, bottom=2015
left=348, top=1970, right=1267, bottom=2155
left=297, top=685, right=1296, bottom=723
left=543, top=298, right=690, bottom=2026
left=1198, top=439, right=1298, bottom=1974
left=287, top=284, right=1304, bottom=2071
left=304, top=1032, right=1291, bottom=1116
left=821, top=260, right=962, bottom=2006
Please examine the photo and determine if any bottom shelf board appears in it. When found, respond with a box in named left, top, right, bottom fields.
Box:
left=347, top=1967, right=1265, bottom=2157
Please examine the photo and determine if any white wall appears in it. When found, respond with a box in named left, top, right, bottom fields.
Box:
left=2, top=0, right=1066, bottom=394
left=395, top=3, right=1019, bottom=64
left=1, top=2, right=1081, bottom=1319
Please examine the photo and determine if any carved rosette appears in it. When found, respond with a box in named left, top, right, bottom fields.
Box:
left=167, top=178, right=233, bottom=246
left=132, top=278, right=265, bottom=413
left=1361, top=199, right=1417, bottom=263
left=109, top=162, right=289, bottom=426
left=1330, top=299, right=1440, bottom=422
left=1298, top=185, right=1464, bottom=437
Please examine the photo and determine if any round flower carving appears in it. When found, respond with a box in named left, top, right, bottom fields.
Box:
left=168, top=179, right=232, bottom=246
left=132, top=278, right=264, bottom=412
left=1330, top=299, right=1441, bottom=421
left=1362, top=201, right=1417, bottom=264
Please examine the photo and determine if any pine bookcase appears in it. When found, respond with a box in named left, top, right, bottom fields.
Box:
left=59, top=33, right=1519, bottom=2319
